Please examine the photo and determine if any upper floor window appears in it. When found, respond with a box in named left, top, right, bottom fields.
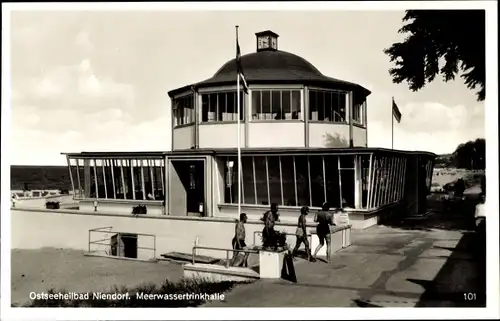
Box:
left=353, top=99, right=365, bottom=126
left=173, top=95, right=195, bottom=127
left=251, top=89, right=301, bottom=120
left=309, top=90, right=347, bottom=122
left=201, top=91, right=244, bottom=122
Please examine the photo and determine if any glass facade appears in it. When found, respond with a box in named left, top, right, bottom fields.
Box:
left=68, top=158, right=165, bottom=201
left=222, top=153, right=411, bottom=210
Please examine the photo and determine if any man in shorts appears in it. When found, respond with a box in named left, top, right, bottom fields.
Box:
left=232, top=213, right=249, bottom=267
left=261, top=203, right=280, bottom=248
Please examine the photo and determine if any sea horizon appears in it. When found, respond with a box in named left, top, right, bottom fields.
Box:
left=10, top=165, right=71, bottom=191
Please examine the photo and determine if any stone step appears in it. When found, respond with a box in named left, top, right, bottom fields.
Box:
left=160, top=251, right=219, bottom=264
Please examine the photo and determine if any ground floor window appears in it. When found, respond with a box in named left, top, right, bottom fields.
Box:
left=222, top=153, right=409, bottom=209
left=67, top=158, right=165, bottom=201
left=367, top=155, right=408, bottom=208
left=222, top=154, right=356, bottom=208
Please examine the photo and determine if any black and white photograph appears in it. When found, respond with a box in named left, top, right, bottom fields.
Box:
left=1, top=1, right=498, bottom=320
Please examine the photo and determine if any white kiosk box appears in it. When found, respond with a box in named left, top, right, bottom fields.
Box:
left=259, top=248, right=288, bottom=278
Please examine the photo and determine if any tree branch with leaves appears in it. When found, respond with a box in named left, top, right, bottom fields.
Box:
left=384, top=10, right=485, bottom=101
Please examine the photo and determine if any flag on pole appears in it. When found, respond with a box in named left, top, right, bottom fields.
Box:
left=236, top=36, right=249, bottom=94
left=392, top=98, right=402, bottom=123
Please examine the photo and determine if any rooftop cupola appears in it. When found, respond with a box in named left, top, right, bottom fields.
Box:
left=255, top=30, right=279, bottom=52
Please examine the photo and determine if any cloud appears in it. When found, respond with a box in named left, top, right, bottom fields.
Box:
left=8, top=10, right=486, bottom=165
left=15, top=58, right=136, bottom=115
left=10, top=56, right=170, bottom=165
left=74, top=30, right=93, bottom=52
left=367, top=101, right=485, bottom=154
left=365, top=87, right=484, bottom=154
left=11, top=113, right=171, bottom=165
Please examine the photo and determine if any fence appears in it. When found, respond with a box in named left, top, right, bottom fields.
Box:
left=88, top=226, right=157, bottom=260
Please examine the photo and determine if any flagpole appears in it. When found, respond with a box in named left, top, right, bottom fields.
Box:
left=391, top=97, right=394, bottom=149
left=236, top=25, right=242, bottom=217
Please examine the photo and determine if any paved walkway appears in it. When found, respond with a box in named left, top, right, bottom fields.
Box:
left=204, top=222, right=485, bottom=307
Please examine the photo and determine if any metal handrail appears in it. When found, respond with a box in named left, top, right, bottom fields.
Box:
left=252, top=230, right=313, bottom=245
left=88, top=227, right=157, bottom=259
left=192, top=245, right=259, bottom=268
left=90, top=228, right=156, bottom=238
left=89, top=226, right=113, bottom=232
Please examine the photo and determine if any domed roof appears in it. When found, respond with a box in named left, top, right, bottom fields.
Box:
left=168, top=50, right=370, bottom=98
left=213, top=50, right=324, bottom=80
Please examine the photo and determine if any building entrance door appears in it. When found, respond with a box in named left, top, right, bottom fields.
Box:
left=169, top=160, right=205, bottom=216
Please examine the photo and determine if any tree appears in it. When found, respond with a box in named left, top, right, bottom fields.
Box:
left=384, top=10, right=485, bottom=101
left=452, top=138, right=485, bottom=169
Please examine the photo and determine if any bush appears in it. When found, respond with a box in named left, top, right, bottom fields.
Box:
left=132, top=205, right=147, bottom=215
left=45, top=201, right=60, bottom=209
left=20, top=277, right=247, bottom=307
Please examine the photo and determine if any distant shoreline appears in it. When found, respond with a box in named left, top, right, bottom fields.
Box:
left=10, top=165, right=71, bottom=191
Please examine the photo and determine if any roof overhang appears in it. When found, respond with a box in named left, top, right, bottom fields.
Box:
left=62, top=148, right=436, bottom=158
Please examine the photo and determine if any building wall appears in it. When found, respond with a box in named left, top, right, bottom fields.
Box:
left=352, top=125, right=367, bottom=147
left=308, top=123, right=351, bottom=148
left=172, top=125, right=195, bottom=150
left=247, top=122, right=305, bottom=148
left=212, top=157, right=225, bottom=216
left=168, top=161, right=187, bottom=216
left=198, top=123, right=245, bottom=149
left=173, top=121, right=366, bottom=150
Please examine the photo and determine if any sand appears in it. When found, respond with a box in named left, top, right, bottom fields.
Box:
left=11, top=248, right=184, bottom=306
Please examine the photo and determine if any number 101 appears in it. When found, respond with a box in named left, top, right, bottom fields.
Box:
left=464, top=293, right=476, bottom=300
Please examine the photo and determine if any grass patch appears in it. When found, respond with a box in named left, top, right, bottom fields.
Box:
left=15, top=277, right=249, bottom=307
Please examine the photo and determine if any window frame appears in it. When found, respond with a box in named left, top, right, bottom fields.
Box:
left=308, top=87, right=349, bottom=124
left=249, top=87, right=304, bottom=122
left=200, top=90, right=245, bottom=124
left=352, top=99, right=366, bottom=127
left=172, top=94, right=195, bottom=128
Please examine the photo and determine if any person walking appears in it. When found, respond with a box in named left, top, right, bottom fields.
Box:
left=454, top=178, right=466, bottom=198
left=231, top=213, right=249, bottom=267
left=291, top=206, right=315, bottom=261
left=261, top=203, right=280, bottom=248
left=313, top=202, right=335, bottom=262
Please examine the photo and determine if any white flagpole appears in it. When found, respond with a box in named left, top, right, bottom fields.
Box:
left=236, top=26, right=242, bottom=217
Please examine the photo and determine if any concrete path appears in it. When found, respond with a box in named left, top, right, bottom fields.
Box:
left=204, top=224, right=485, bottom=307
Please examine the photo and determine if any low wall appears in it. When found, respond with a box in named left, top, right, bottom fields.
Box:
left=79, top=200, right=164, bottom=216
left=12, top=207, right=354, bottom=263
left=12, top=208, right=326, bottom=260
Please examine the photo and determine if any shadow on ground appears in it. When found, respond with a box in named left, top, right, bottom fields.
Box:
left=376, top=195, right=486, bottom=307
left=411, top=231, right=486, bottom=307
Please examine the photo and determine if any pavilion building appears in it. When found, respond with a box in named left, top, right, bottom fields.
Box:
left=63, top=30, right=435, bottom=229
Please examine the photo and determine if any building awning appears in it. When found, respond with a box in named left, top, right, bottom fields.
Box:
left=62, top=147, right=436, bottom=158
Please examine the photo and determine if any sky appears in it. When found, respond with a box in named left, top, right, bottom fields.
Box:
left=7, top=9, right=485, bottom=165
